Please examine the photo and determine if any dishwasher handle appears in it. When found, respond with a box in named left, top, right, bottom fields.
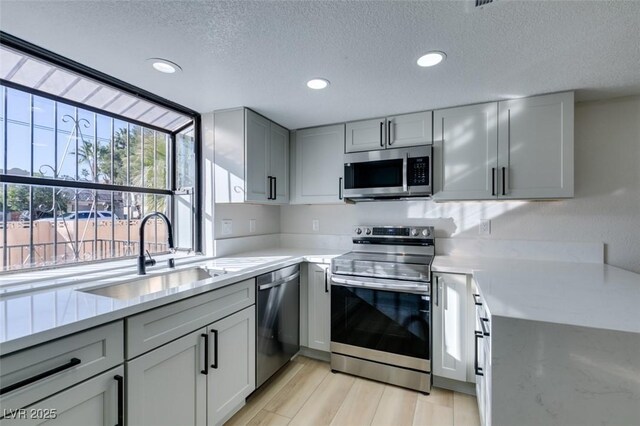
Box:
left=258, top=271, right=300, bottom=291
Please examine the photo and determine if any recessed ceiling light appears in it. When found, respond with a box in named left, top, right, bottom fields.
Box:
left=417, top=51, right=446, bottom=67
left=307, top=78, right=330, bottom=90
left=148, top=58, right=182, bottom=74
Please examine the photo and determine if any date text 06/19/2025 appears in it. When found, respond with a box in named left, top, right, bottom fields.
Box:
left=2, top=409, right=58, bottom=420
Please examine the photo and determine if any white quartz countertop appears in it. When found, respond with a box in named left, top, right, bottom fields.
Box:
left=433, top=256, right=640, bottom=334
left=0, top=248, right=344, bottom=355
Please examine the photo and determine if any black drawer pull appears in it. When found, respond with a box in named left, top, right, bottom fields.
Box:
left=114, top=374, right=124, bottom=426
left=211, top=329, right=219, bottom=369
left=472, top=293, right=482, bottom=306
left=474, top=331, right=484, bottom=377
left=201, top=333, right=209, bottom=375
left=0, top=357, right=81, bottom=395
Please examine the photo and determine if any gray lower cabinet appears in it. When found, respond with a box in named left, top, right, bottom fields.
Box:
left=207, top=306, right=256, bottom=425
left=0, top=366, right=124, bottom=426
left=126, top=306, right=255, bottom=426
left=307, top=263, right=331, bottom=352
left=127, top=329, right=207, bottom=426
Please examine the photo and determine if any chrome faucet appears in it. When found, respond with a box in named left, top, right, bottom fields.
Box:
left=138, top=212, right=175, bottom=275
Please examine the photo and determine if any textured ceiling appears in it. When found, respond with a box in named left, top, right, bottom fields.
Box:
left=1, top=1, right=639, bottom=129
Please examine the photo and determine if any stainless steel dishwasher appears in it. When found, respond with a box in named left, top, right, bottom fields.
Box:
left=256, top=264, right=300, bottom=388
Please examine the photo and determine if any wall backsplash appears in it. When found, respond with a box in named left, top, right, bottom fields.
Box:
left=279, top=96, right=640, bottom=273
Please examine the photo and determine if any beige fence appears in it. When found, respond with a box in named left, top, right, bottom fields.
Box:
left=0, top=219, right=167, bottom=270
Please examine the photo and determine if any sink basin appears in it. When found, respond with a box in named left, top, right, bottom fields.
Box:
left=78, top=266, right=222, bottom=300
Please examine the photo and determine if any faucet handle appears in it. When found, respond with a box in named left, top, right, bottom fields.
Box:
left=144, top=250, right=156, bottom=267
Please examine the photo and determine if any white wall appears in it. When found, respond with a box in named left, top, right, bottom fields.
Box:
left=280, top=96, right=640, bottom=273
left=214, top=204, right=280, bottom=239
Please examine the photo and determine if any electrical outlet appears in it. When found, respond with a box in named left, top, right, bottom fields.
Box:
left=312, top=219, right=320, bottom=232
left=221, top=219, right=233, bottom=236
left=249, top=219, right=256, bottom=233
left=479, top=219, right=491, bottom=236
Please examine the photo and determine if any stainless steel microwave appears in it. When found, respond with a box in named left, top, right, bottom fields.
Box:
left=343, top=146, right=432, bottom=201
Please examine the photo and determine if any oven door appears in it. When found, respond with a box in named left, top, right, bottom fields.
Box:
left=330, top=276, right=430, bottom=372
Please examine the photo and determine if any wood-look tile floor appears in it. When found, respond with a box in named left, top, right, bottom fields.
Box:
left=226, top=356, right=481, bottom=426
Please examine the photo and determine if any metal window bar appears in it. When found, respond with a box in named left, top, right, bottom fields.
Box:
left=53, top=101, right=58, bottom=264
left=28, top=94, right=34, bottom=266
left=93, top=114, right=98, bottom=261
left=153, top=131, right=157, bottom=249
left=110, top=116, right=115, bottom=259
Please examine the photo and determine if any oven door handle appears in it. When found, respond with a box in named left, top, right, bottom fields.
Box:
left=330, top=275, right=429, bottom=295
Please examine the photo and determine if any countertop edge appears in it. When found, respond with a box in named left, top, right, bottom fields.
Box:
left=0, top=251, right=341, bottom=355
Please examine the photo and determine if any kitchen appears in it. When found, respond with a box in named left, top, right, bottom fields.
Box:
left=0, top=1, right=639, bottom=426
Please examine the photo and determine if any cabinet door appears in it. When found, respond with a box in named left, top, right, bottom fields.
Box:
left=433, top=103, right=498, bottom=200
left=345, top=118, right=386, bottom=152
left=245, top=109, right=270, bottom=202
left=207, top=306, right=256, bottom=426
left=432, top=273, right=468, bottom=382
left=293, top=124, right=345, bottom=204
left=307, top=263, right=331, bottom=352
left=127, top=329, right=207, bottom=426
left=0, top=366, right=123, bottom=426
left=269, top=122, right=289, bottom=203
left=498, top=91, right=574, bottom=199
left=387, top=111, right=433, bottom=148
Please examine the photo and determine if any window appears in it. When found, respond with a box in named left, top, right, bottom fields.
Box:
left=0, top=41, right=199, bottom=272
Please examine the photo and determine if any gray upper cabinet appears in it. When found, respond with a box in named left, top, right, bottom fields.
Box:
left=387, top=111, right=433, bottom=148
left=291, top=124, right=345, bottom=204
left=433, top=103, right=498, bottom=201
left=213, top=108, right=289, bottom=204
left=434, top=91, right=574, bottom=201
left=269, top=122, right=290, bottom=203
left=345, top=118, right=386, bottom=152
left=245, top=110, right=271, bottom=203
left=498, top=92, right=574, bottom=199
left=345, top=112, right=432, bottom=153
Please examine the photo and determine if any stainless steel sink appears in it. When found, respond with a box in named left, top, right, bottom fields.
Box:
left=78, top=266, right=221, bottom=300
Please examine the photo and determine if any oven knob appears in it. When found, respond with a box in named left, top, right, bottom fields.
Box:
left=411, top=228, right=419, bottom=236
left=422, top=229, right=430, bottom=237
left=365, top=228, right=372, bottom=235
left=355, top=227, right=362, bottom=235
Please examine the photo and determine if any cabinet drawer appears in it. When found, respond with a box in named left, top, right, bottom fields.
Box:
left=126, top=279, right=255, bottom=359
left=0, top=321, right=124, bottom=412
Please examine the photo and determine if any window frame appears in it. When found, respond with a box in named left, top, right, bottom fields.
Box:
left=0, top=32, right=202, bottom=272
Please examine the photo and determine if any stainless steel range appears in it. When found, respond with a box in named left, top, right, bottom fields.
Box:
left=330, top=225, right=434, bottom=393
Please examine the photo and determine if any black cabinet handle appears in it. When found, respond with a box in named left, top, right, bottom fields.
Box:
left=324, top=268, right=329, bottom=293
left=387, top=121, right=392, bottom=145
left=211, top=329, right=219, bottom=369
left=0, top=357, right=81, bottom=395
left=502, top=167, right=506, bottom=196
left=114, top=374, right=124, bottom=426
left=274, top=176, right=277, bottom=200
left=379, top=121, right=384, bottom=147
left=491, top=168, right=496, bottom=196
left=474, top=331, right=484, bottom=376
left=473, top=293, right=482, bottom=306
left=267, top=176, right=273, bottom=200
left=338, top=177, right=343, bottom=200
left=201, top=333, right=208, bottom=375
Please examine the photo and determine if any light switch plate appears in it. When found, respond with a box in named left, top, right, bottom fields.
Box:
left=479, top=219, right=491, bottom=235
left=221, top=219, right=233, bottom=236
left=249, top=219, right=256, bottom=233
left=312, top=219, right=320, bottom=232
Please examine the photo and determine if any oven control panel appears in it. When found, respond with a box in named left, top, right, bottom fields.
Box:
left=353, top=225, right=434, bottom=240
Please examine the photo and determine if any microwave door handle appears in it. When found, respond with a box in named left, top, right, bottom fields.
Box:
left=402, top=152, right=408, bottom=192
